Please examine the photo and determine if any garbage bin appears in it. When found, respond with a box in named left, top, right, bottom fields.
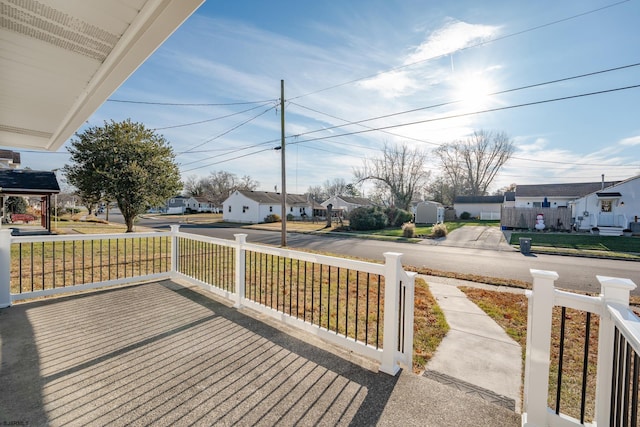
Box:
left=519, top=237, right=531, bottom=255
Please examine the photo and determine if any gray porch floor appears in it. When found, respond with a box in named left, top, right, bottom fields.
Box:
left=0, top=281, right=520, bottom=426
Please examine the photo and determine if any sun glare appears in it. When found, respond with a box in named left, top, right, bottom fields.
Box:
left=454, top=73, right=494, bottom=110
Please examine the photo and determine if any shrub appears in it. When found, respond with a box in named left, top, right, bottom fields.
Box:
left=348, top=206, right=387, bottom=230
left=431, top=223, right=448, bottom=238
left=286, top=213, right=294, bottom=221
left=264, top=214, right=281, bottom=223
left=402, top=222, right=416, bottom=238
left=460, top=211, right=471, bottom=220
left=384, top=207, right=414, bottom=227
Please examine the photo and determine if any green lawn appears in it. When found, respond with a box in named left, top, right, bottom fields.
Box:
left=511, top=232, right=639, bottom=253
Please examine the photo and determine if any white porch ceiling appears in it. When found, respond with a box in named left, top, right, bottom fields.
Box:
left=0, top=0, right=204, bottom=151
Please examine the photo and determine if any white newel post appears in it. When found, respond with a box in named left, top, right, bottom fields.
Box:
left=170, top=225, right=180, bottom=278
left=233, top=234, right=247, bottom=308
left=380, top=252, right=403, bottom=376
left=0, top=229, right=11, bottom=308
left=401, top=272, right=417, bottom=369
left=522, top=269, right=559, bottom=427
left=594, top=275, right=637, bottom=426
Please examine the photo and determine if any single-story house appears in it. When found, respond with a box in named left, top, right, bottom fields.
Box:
left=0, top=150, right=20, bottom=169
left=223, top=190, right=316, bottom=224
left=453, top=195, right=504, bottom=220
left=570, top=174, right=639, bottom=233
left=414, top=201, right=444, bottom=224
left=321, top=196, right=375, bottom=217
left=514, top=180, right=620, bottom=208
left=166, top=196, right=199, bottom=214
left=193, top=196, right=219, bottom=213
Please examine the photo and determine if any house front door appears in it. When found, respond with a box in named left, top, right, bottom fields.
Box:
left=598, top=199, right=615, bottom=226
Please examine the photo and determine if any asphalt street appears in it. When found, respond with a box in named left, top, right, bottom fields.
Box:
left=108, top=211, right=639, bottom=295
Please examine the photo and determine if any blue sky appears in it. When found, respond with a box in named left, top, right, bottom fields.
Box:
left=22, top=0, right=640, bottom=195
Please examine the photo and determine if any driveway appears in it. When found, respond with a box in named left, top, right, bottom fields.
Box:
left=419, top=226, right=515, bottom=251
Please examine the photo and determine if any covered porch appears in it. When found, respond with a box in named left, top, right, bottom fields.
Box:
left=0, top=279, right=519, bottom=426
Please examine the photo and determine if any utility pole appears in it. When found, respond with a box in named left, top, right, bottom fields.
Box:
left=280, top=79, right=287, bottom=247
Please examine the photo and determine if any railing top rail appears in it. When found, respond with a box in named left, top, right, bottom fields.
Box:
left=554, top=288, right=603, bottom=316
left=242, top=241, right=386, bottom=275
left=9, top=231, right=171, bottom=244
left=608, top=303, right=640, bottom=355
left=174, top=231, right=236, bottom=248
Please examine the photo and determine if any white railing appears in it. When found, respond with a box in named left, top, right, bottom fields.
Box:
left=0, top=226, right=415, bottom=376
left=522, top=269, right=638, bottom=427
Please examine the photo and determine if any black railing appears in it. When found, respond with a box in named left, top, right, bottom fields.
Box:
left=611, top=327, right=640, bottom=427
left=11, top=235, right=171, bottom=295
left=176, top=236, right=235, bottom=292
left=552, top=307, right=598, bottom=423
left=243, top=250, right=384, bottom=349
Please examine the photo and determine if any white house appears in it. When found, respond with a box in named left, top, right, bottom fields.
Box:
left=223, top=190, right=315, bottom=224
left=514, top=180, right=619, bottom=209
left=0, top=150, right=20, bottom=169
left=453, top=195, right=504, bottom=220
left=166, top=196, right=199, bottom=214
left=570, top=175, right=640, bottom=233
left=321, top=196, right=374, bottom=217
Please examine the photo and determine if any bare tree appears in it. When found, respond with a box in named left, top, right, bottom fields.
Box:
left=435, top=130, right=514, bottom=197
left=354, top=143, right=430, bottom=210
left=183, top=175, right=206, bottom=197
left=201, top=171, right=259, bottom=207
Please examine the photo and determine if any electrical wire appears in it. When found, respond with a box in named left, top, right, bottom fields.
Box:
left=286, top=84, right=640, bottom=147
left=287, top=62, right=640, bottom=142
left=178, top=103, right=278, bottom=163
left=106, top=98, right=278, bottom=106
left=153, top=102, right=276, bottom=131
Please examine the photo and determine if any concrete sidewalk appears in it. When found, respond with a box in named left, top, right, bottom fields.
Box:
left=422, top=276, right=524, bottom=412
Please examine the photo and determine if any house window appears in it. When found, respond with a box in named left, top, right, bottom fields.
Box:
left=290, top=207, right=293, bottom=212
left=601, top=200, right=612, bottom=212
left=170, top=198, right=175, bottom=204
left=228, top=206, right=231, bottom=213
left=269, top=206, right=273, bottom=212
left=532, top=202, right=542, bottom=208
left=242, top=206, right=249, bottom=213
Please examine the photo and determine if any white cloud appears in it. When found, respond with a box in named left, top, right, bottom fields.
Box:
left=619, top=135, right=640, bottom=146
left=405, top=20, right=500, bottom=65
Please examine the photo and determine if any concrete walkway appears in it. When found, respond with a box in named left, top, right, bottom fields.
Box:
left=423, top=276, right=524, bottom=412
left=420, top=226, right=515, bottom=251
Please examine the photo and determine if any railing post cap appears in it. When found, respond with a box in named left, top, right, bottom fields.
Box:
left=529, top=269, right=559, bottom=280
left=234, top=233, right=248, bottom=242
left=383, top=252, right=403, bottom=260
left=597, top=275, right=637, bottom=292
left=169, top=224, right=180, bottom=232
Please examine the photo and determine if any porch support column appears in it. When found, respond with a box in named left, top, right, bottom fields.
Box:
left=0, top=229, right=12, bottom=308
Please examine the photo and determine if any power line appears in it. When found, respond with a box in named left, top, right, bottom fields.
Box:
left=287, top=83, right=640, bottom=147
left=106, top=98, right=278, bottom=106
left=289, top=0, right=630, bottom=100
left=153, top=102, right=276, bottom=130
left=181, top=147, right=275, bottom=173
left=288, top=62, right=640, bottom=142
left=182, top=83, right=640, bottom=172
left=178, top=104, right=278, bottom=164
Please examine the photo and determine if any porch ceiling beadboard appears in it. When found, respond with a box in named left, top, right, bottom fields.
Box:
left=0, top=0, right=204, bottom=151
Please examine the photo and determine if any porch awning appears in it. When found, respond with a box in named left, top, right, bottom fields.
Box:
left=596, top=192, right=622, bottom=198
left=0, top=0, right=204, bottom=151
